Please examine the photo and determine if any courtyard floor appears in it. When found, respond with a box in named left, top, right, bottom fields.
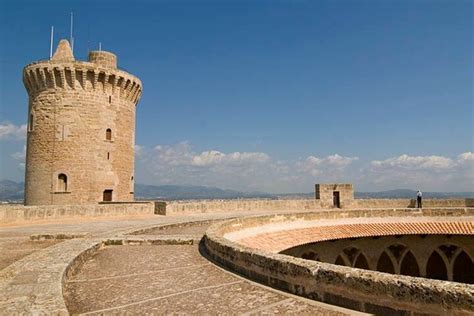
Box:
left=0, top=211, right=361, bottom=315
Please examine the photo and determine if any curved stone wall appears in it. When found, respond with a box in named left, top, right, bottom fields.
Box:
left=203, top=209, right=474, bottom=315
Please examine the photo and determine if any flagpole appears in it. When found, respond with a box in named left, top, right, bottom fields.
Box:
left=50, top=26, right=54, bottom=59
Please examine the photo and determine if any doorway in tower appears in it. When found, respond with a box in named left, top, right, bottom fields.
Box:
left=333, top=191, right=341, bottom=208
left=103, top=190, right=113, bottom=202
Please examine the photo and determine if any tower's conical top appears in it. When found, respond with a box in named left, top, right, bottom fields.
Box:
left=51, top=39, right=75, bottom=62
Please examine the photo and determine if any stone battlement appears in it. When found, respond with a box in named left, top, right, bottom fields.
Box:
left=23, top=60, right=142, bottom=104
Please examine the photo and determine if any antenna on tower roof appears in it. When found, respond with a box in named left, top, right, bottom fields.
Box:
left=49, top=26, right=54, bottom=59
left=70, top=12, right=74, bottom=53
left=99, top=42, right=102, bottom=51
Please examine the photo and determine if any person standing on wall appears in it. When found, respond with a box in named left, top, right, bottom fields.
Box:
left=416, top=190, right=423, bottom=208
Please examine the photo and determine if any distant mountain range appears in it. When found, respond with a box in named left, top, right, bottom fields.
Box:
left=0, top=180, right=472, bottom=202
left=135, top=184, right=274, bottom=200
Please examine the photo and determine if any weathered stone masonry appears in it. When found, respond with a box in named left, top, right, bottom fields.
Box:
left=23, top=39, right=142, bottom=205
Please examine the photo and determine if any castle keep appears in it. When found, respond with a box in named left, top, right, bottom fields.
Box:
left=23, top=40, right=142, bottom=205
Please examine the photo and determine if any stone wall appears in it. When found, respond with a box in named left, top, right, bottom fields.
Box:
left=23, top=39, right=142, bottom=205
left=203, top=210, right=474, bottom=315
left=163, top=198, right=473, bottom=215
left=350, top=198, right=474, bottom=208
left=0, top=202, right=154, bottom=225
left=164, top=199, right=322, bottom=215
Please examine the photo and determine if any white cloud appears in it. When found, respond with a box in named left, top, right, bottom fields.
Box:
left=11, top=145, right=26, bottom=161
left=371, top=154, right=454, bottom=170
left=10, top=145, right=26, bottom=171
left=192, top=150, right=269, bottom=167
left=366, top=153, right=474, bottom=191
left=135, top=144, right=474, bottom=192
left=298, top=154, right=358, bottom=176
left=135, top=144, right=362, bottom=192
left=0, top=123, right=27, bottom=140
left=458, top=152, right=474, bottom=164
left=134, top=145, right=144, bottom=158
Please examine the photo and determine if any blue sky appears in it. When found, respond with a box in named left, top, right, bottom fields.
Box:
left=0, top=0, right=472, bottom=193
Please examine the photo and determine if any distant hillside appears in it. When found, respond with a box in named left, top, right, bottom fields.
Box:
left=135, top=184, right=274, bottom=200
left=0, top=180, right=24, bottom=201
left=0, top=180, right=472, bottom=202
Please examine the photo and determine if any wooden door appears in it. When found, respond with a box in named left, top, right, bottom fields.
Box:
left=103, top=190, right=113, bottom=202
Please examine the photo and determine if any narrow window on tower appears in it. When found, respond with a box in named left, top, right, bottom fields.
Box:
left=28, top=112, right=34, bottom=132
left=107, top=152, right=110, bottom=160
left=109, top=96, right=112, bottom=104
left=106, top=128, right=112, bottom=141
left=57, top=173, right=68, bottom=192
left=130, top=176, right=134, bottom=194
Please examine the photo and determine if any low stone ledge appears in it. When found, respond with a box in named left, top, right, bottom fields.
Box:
left=30, top=232, right=90, bottom=241
left=103, top=236, right=200, bottom=246
left=203, top=210, right=474, bottom=315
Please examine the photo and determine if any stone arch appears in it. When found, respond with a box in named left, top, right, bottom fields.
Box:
left=452, top=251, right=473, bottom=284
left=353, top=252, right=369, bottom=269
left=400, top=251, right=420, bottom=277
left=301, top=251, right=318, bottom=261
left=387, top=243, right=407, bottom=263
left=335, top=255, right=350, bottom=266
left=377, top=251, right=395, bottom=274
left=342, top=247, right=360, bottom=266
left=426, top=251, right=448, bottom=281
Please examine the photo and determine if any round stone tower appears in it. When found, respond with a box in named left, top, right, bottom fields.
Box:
left=23, top=39, right=142, bottom=205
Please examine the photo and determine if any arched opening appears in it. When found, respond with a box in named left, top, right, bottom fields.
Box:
left=57, top=174, right=67, bottom=192
left=377, top=251, right=395, bottom=274
left=453, top=251, right=474, bottom=284
left=301, top=251, right=317, bottom=260
left=426, top=251, right=448, bottom=281
left=400, top=251, right=420, bottom=277
left=106, top=128, right=112, bottom=141
left=354, top=253, right=369, bottom=269
left=335, top=255, right=346, bottom=266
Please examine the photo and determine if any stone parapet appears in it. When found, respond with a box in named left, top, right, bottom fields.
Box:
left=164, top=199, right=322, bottom=215
left=162, top=198, right=473, bottom=215
left=0, top=202, right=154, bottom=225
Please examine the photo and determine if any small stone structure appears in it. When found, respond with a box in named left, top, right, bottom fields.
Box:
left=23, top=39, right=142, bottom=205
left=315, top=183, right=354, bottom=208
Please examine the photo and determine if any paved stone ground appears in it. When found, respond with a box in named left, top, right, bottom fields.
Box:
left=0, top=237, right=60, bottom=270
left=0, top=211, right=361, bottom=315
left=64, top=244, right=350, bottom=315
